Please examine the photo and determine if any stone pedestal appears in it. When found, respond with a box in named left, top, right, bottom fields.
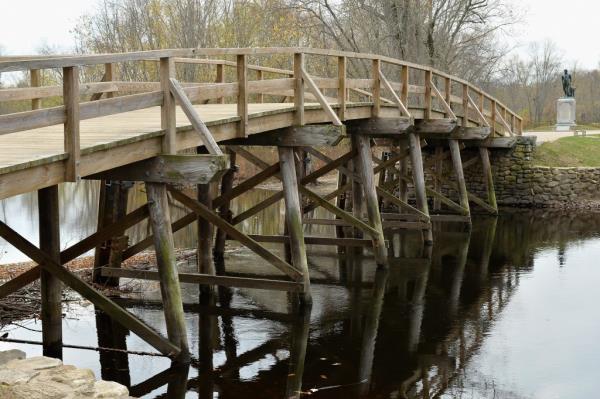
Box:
left=556, top=97, right=576, bottom=131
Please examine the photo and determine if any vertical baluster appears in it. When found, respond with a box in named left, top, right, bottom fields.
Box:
left=294, top=52, right=305, bottom=126
left=104, top=63, right=115, bottom=99
left=216, top=63, right=225, bottom=104
left=256, top=69, right=264, bottom=104
left=31, top=69, right=41, bottom=110
left=237, top=54, right=248, bottom=137
left=63, top=66, right=80, bottom=182
left=462, top=84, right=469, bottom=127
left=372, top=59, right=381, bottom=117
left=160, top=57, right=176, bottom=154
left=338, top=56, right=346, bottom=121
left=401, top=65, right=409, bottom=106
left=424, top=69, right=432, bottom=119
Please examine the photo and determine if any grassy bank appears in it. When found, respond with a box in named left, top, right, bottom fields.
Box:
left=533, top=135, right=600, bottom=166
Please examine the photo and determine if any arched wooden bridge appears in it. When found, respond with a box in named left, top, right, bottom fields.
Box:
left=0, top=48, right=522, bottom=363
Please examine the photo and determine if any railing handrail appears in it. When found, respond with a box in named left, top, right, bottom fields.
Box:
left=0, top=47, right=520, bottom=123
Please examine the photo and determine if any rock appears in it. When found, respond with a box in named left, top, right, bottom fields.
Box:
left=0, top=350, right=26, bottom=366
left=0, top=368, right=38, bottom=385
left=4, top=356, right=62, bottom=371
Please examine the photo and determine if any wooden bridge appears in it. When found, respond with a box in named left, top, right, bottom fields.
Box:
left=0, top=48, right=522, bottom=363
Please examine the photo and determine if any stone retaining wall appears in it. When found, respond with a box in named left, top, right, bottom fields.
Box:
left=422, top=136, right=600, bottom=208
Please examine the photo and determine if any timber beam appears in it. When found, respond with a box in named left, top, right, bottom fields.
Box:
left=420, top=126, right=491, bottom=141
left=222, top=124, right=346, bottom=147
left=414, top=118, right=457, bottom=134
left=346, top=117, right=413, bottom=136
left=85, top=154, right=229, bottom=185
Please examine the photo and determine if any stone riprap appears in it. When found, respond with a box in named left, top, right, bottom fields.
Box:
left=0, top=351, right=132, bottom=399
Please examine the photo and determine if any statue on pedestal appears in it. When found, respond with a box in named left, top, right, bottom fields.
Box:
left=561, top=69, right=575, bottom=98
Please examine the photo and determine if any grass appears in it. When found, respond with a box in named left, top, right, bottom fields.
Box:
left=526, top=123, right=600, bottom=132
left=533, top=135, right=600, bottom=166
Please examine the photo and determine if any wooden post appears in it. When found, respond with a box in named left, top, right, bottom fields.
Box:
left=398, top=141, right=409, bottom=203
left=335, top=162, right=349, bottom=241
left=214, top=148, right=237, bottom=268
left=408, top=132, right=432, bottom=243
left=38, top=185, right=62, bottom=359
left=93, top=181, right=130, bottom=286
left=444, top=77, right=451, bottom=118
left=424, top=70, right=432, bottom=119
left=256, top=69, right=264, bottom=104
left=104, top=63, right=116, bottom=99
left=237, top=54, right=248, bottom=137
left=146, top=183, right=190, bottom=362
left=401, top=66, right=409, bottom=106
left=294, top=53, right=305, bottom=126
left=63, top=66, right=80, bottom=182
left=160, top=57, right=176, bottom=154
left=354, top=135, right=388, bottom=267
left=449, top=139, right=470, bottom=217
left=462, top=84, right=469, bottom=127
left=351, top=154, right=364, bottom=240
left=372, top=59, right=381, bottom=117
left=197, top=182, right=215, bottom=302
left=278, top=147, right=312, bottom=305
left=30, top=69, right=42, bottom=110
left=338, top=56, right=347, bottom=121
left=285, top=310, right=310, bottom=398
left=216, top=63, right=225, bottom=104
left=480, top=147, right=498, bottom=212
left=433, top=146, right=443, bottom=211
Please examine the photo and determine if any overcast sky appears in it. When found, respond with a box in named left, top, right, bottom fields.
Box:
left=0, top=0, right=597, bottom=69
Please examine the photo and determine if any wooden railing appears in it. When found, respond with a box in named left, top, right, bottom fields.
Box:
left=0, top=48, right=523, bottom=180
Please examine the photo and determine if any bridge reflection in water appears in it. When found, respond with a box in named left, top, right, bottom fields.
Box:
left=66, top=210, right=592, bottom=399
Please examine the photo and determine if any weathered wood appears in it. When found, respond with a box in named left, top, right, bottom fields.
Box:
left=379, top=70, right=411, bottom=117
left=214, top=149, right=237, bottom=264
left=299, top=185, right=379, bottom=237
left=160, top=57, right=176, bottom=154
left=224, top=124, right=345, bottom=147
left=448, top=126, right=491, bottom=140
left=85, top=155, right=229, bottom=184
left=430, top=79, right=456, bottom=119
left=408, top=133, right=428, bottom=216
left=294, top=53, right=304, bottom=126
left=216, top=63, right=225, bottom=104
left=0, top=220, right=181, bottom=358
left=338, top=56, right=347, bottom=120
left=301, top=68, right=342, bottom=126
left=279, top=147, right=311, bottom=304
left=372, top=59, right=381, bottom=117
left=237, top=233, right=376, bottom=247
left=414, top=118, right=457, bottom=134
left=168, top=187, right=303, bottom=281
left=346, top=117, right=412, bottom=136
left=214, top=159, right=278, bottom=208
left=30, top=69, right=42, bottom=109
left=480, top=147, right=498, bottom=212
left=63, top=66, right=80, bottom=182
left=376, top=186, right=430, bottom=221
left=237, top=54, right=248, bottom=137
left=449, top=139, right=471, bottom=217
left=101, top=268, right=303, bottom=292
left=479, top=137, right=518, bottom=148
left=38, top=185, right=62, bottom=359
left=197, top=181, right=215, bottom=300
left=146, top=183, right=190, bottom=361
left=93, top=180, right=131, bottom=286
left=434, top=146, right=443, bottom=211
left=354, top=135, right=387, bottom=266
left=169, top=78, right=223, bottom=155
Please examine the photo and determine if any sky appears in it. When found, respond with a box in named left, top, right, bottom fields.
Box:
left=0, top=0, right=598, bottom=69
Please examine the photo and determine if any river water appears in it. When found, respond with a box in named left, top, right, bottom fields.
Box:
left=1, top=182, right=599, bottom=398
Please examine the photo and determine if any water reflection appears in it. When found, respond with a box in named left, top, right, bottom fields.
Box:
left=3, top=187, right=600, bottom=397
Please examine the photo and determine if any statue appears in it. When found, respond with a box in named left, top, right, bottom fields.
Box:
left=561, top=69, right=575, bottom=97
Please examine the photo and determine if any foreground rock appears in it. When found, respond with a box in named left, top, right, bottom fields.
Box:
left=0, top=352, right=133, bottom=398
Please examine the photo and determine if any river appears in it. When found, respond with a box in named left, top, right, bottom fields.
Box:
left=0, top=182, right=599, bottom=398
